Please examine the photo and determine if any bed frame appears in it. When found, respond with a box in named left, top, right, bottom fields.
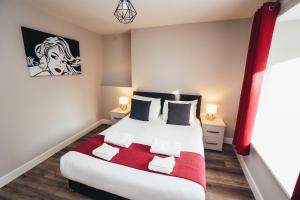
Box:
left=68, top=91, right=202, bottom=199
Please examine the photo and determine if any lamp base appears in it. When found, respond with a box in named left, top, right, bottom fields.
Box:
left=120, top=104, right=127, bottom=111
left=206, top=114, right=215, bottom=121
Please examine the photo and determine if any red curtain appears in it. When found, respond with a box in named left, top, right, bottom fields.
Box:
left=292, top=174, right=300, bottom=200
left=233, top=2, right=280, bottom=155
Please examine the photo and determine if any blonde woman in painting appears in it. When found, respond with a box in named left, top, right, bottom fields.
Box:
left=27, top=37, right=80, bottom=76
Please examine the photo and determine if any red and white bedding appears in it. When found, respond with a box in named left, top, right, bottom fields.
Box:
left=60, top=116, right=206, bottom=200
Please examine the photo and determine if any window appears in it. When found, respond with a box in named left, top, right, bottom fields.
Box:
left=252, top=10, right=300, bottom=197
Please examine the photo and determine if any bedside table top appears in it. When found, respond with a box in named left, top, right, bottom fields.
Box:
left=201, top=115, right=226, bottom=127
left=110, top=107, right=130, bottom=114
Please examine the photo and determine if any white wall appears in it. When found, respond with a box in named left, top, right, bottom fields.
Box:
left=101, top=33, right=132, bottom=118
left=101, top=86, right=133, bottom=119
left=238, top=146, right=289, bottom=200
left=0, top=0, right=103, bottom=178
left=102, top=33, right=131, bottom=87
left=131, top=19, right=252, bottom=138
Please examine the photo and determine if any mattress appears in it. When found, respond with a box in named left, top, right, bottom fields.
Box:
left=60, top=116, right=205, bottom=200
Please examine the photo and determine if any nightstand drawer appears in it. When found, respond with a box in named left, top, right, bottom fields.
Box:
left=203, top=136, right=223, bottom=151
left=203, top=125, right=225, bottom=138
left=110, top=107, right=130, bottom=124
left=110, top=112, right=126, bottom=120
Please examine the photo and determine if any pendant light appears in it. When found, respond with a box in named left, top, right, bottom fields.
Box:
left=114, top=0, right=137, bottom=24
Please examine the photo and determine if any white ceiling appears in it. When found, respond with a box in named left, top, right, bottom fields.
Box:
left=23, top=0, right=268, bottom=34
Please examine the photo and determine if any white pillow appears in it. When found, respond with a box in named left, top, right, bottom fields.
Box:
left=163, top=100, right=198, bottom=124
left=132, top=95, right=161, bottom=120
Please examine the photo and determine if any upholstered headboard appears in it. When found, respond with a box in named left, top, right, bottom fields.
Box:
left=133, top=91, right=202, bottom=119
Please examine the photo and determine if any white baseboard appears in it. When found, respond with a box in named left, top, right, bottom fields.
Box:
left=236, top=153, right=264, bottom=200
left=224, top=137, right=233, bottom=144
left=0, top=119, right=106, bottom=188
left=101, top=119, right=114, bottom=125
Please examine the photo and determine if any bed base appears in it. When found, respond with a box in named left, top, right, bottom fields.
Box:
left=68, top=180, right=128, bottom=200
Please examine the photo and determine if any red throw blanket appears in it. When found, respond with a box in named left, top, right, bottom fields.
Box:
left=73, top=135, right=206, bottom=190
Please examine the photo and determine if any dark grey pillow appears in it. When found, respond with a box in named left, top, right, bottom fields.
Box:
left=167, top=102, right=191, bottom=126
left=130, top=99, right=151, bottom=121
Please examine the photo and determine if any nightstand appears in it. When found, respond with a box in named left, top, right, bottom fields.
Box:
left=110, top=107, right=130, bottom=124
left=200, top=115, right=226, bottom=151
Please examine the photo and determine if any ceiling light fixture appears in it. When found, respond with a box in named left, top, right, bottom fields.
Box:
left=114, top=0, right=137, bottom=24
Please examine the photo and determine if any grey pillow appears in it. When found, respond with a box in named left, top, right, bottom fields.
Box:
left=167, top=102, right=191, bottom=126
left=130, top=99, right=151, bottom=121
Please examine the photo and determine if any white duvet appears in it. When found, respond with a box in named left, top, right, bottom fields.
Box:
left=60, top=116, right=205, bottom=200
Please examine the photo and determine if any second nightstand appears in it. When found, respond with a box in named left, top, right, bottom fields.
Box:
left=200, top=115, right=226, bottom=151
left=110, top=107, right=130, bottom=124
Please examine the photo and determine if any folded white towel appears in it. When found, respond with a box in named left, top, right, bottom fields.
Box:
left=150, top=138, right=181, bottom=157
left=92, top=143, right=119, bottom=161
left=104, top=132, right=135, bottom=148
left=148, top=156, right=175, bottom=174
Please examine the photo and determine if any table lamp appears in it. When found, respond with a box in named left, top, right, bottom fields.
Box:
left=119, top=96, right=128, bottom=110
left=206, top=103, right=217, bottom=121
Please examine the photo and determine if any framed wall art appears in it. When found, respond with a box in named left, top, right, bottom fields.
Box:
left=21, top=27, right=81, bottom=77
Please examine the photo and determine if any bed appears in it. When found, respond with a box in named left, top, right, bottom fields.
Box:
left=60, top=91, right=205, bottom=200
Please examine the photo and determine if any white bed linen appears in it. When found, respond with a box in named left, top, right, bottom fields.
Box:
left=60, top=115, right=205, bottom=200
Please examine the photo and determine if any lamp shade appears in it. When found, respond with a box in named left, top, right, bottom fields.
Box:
left=119, top=96, right=128, bottom=105
left=206, top=104, right=217, bottom=114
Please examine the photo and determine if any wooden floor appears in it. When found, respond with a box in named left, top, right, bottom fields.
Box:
left=0, top=124, right=254, bottom=200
